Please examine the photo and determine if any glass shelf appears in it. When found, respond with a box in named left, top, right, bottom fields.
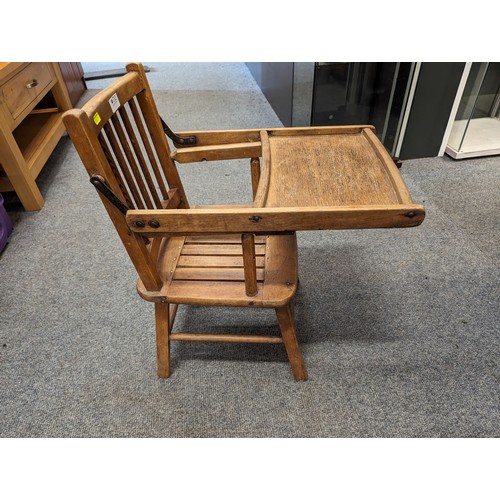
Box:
left=446, top=63, right=500, bottom=159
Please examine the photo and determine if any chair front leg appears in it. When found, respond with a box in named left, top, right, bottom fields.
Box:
left=155, top=302, right=171, bottom=378
left=276, top=304, right=307, bottom=381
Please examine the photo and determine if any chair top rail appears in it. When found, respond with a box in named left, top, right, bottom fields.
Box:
left=78, top=72, right=143, bottom=133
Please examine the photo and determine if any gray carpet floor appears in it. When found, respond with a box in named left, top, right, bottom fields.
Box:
left=0, top=63, right=498, bottom=437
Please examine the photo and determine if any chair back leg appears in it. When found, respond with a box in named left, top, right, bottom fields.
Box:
left=276, top=304, right=307, bottom=381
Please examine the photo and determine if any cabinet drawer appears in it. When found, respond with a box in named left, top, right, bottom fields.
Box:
left=1, top=63, right=55, bottom=120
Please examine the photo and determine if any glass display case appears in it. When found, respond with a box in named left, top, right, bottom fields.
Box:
left=306, top=63, right=416, bottom=155
left=250, top=62, right=477, bottom=159
left=446, top=62, right=500, bottom=159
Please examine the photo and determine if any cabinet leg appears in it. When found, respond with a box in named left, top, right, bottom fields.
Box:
left=9, top=178, right=44, bottom=211
left=0, top=127, right=45, bottom=211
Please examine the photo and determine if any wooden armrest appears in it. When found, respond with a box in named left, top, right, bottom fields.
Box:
left=171, top=142, right=261, bottom=163
left=173, top=125, right=373, bottom=148
left=174, top=129, right=261, bottom=148
left=171, top=125, right=372, bottom=163
left=126, top=205, right=425, bottom=236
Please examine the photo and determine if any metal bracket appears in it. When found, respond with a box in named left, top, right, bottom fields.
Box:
left=159, top=117, right=197, bottom=146
left=89, top=175, right=129, bottom=214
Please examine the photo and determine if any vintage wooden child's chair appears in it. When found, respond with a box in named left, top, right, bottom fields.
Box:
left=63, top=63, right=424, bottom=381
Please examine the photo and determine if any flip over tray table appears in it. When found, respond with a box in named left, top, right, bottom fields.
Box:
left=127, top=125, right=424, bottom=234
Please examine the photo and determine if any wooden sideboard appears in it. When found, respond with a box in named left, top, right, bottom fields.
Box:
left=0, top=62, right=85, bottom=211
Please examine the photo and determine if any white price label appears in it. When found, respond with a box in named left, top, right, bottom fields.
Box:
left=109, top=93, right=120, bottom=113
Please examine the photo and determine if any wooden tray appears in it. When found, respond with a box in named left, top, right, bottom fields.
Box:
left=127, top=125, right=425, bottom=235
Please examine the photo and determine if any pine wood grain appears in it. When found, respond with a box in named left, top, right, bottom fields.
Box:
left=166, top=280, right=264, bottom=306
left=250, top=157, right=261, bottom=199
left=172, top=125, right=373, bottom=148
left=173, top=267, right=265, bottom=282
left=266, top=132, right=399, bottom=207
left=155, top=303, right=170, bottom=378
left=169, top=333, right=283, bottom=344
left=185, top=235, right=266, bottom=244
left=177, top=255, right=265, bottom=268
left=181, top=243, right=266, bottom=255
left=172, top=142, right=261, bottom=163
left=276, top=304, right=307, bottom=381
left=126, top=205, right=425, bottom=236
left=242, top=233, right=258, bottom=296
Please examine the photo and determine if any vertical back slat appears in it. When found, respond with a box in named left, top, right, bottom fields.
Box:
left=128, top=96, right=169, bottom=200
left=126, top=62, right=189, bottom=209
left=135, top=90, right=188, bottom=206
left=110, top=113, right=153, bottom=209
left=119, top=104, right=162, bottom=207
left=104, top=121, right=145, bottom=209
left=98, top=131, right=134, bottom=209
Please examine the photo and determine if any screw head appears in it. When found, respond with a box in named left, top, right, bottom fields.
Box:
left=148, top=220, right=160, bottom=228
left=135, top=220, right=146, bottom=228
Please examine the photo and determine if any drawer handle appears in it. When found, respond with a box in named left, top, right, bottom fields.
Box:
left=26, top=79, right=39, bottom=89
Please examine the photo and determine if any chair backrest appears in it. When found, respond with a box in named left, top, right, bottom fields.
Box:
left=63, top=62, right=187, bottom=291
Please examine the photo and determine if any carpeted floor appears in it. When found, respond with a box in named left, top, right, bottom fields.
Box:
left=0, top=63, right=498, bottom=437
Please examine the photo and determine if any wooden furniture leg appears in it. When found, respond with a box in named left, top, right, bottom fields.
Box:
left=155, top=302, right=171, bottom=378
left=0, top=125, right=45, bottom=210
left=276, top=304, right=307, bottom=381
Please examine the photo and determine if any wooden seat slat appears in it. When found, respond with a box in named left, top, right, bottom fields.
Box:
left=181, top=243, right=266, bottom=256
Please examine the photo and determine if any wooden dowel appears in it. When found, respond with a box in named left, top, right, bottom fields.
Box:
left=98, top=132, right=134, bottom=208
left=103, top=121, right=144, bottom=208
left=241, top=233, right=258, bottom=296
left=131, top=66, right=190, bottom=209
left=169, top=333, right=283, bottom=344
left=250, top=157, right=261, bottom=200
left=119, top=105, right=162, bottom=207
left=112, top=112, right=154, bottom=209
left=128, top=96, right=169, bottom=200
left=169, top=303, right=179, bottom=331
left=161, top=188, right=181, bottom=209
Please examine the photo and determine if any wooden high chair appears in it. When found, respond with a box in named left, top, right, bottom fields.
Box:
left=63, top=63, right=424, bottom=381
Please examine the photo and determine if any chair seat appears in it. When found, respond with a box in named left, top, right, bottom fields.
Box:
left=137, top=233, right=298, bottom=308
